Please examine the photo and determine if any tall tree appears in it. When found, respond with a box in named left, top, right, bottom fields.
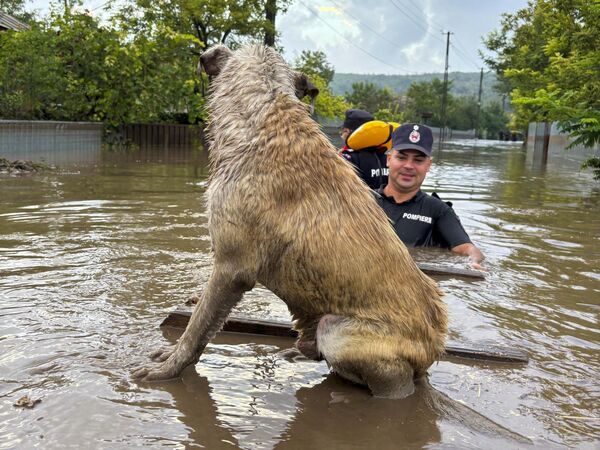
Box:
left=403, top=79, right=449, bottom=126
left=345, top=81, right=397, bottom=115
left=293, top=49, right=349, bottom=119
left=294, top=50, right=335, bottom=86
left=482, top=0, right=600, bottom=150
left=118, top=0, right=291, bottom=50
left=0, top=7, right=203, bottom=124
left=0, top=0, right=33, bottom=21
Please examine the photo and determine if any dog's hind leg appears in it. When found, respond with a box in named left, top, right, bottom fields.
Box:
left=316, top=314, right=416, bottom=399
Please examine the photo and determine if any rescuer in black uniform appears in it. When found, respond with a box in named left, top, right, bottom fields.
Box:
left=375, top=123, right=485, bottom=269
left=339, top=109, right=388, bottom=190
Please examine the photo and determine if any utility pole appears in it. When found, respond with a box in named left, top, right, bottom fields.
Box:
left=476, top=67, right=484, bottom=139
left=439, top=31, right=453, bottom=148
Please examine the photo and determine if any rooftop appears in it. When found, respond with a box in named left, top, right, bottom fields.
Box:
left=0, top=11, right=30, bottom=31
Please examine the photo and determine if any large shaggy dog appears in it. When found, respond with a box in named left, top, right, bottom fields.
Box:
left=132, top=44, right=447, bottom=398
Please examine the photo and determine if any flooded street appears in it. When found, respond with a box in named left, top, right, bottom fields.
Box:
left=1, top=141, right=598, bottom=449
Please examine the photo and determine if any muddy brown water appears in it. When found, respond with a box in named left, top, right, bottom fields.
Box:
left=1, top=142, right=598, bottom=449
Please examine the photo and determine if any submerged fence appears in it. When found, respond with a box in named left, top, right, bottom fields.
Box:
left=0, top=120, right=204, bottom=166
left=116, top=123, right=203, bottom=148
left=0, top=120, right=103, bottom=165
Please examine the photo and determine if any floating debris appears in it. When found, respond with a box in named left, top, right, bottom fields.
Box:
left=0, top=158, right=51, bottom=174
left=13, top=395, right=42, bottom=409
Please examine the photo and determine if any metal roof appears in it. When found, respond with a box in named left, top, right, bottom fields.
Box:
left=0, top=11, right=30, bottom=31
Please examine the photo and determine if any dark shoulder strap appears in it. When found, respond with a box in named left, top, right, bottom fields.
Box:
left=431, top=191, right=453, bottom=208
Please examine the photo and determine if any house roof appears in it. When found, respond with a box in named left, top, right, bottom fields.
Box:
left=0, top=11, right=30, bottom=31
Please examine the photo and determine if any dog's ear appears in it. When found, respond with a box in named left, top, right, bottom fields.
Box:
left=198, top=45, right=233, bottom=77
left=293, top=72, right=320, bottom=114
left=293, top=72, right=319, bottom=100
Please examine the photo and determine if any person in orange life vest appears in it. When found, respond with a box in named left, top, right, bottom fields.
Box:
left=339, top=108, right=374, bottom=151
left=340, top=109, right=389, bottom=190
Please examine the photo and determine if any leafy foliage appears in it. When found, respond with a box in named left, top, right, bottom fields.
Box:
left=0, top=0, right=34, bottom=21
left=331, top=72, right=503, bottom=104
left=482, top=0, right=600, bottom=153
left=373, top=108, right=404, bottom=124
left=345, top=81, right=398, bottom=116
left=292, top=51, right=349, bottom=119
left=307, top=74, right=351, bottom=120
left=118, top=0, right=292, bottom=49
left=0, top=7, right=203, bottom=124
left=294, top=50, right=335, bottom=85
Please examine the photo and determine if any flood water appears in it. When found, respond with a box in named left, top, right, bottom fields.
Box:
left=1, top=141, right=598, bottom=449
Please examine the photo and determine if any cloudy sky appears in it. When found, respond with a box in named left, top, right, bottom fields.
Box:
left=278, top=0, right=529, bottom=74
left=27, top=0, right=529, bottom=74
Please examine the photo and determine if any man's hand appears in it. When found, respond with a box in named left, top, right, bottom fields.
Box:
left=451, top=243, right=485, bottom=271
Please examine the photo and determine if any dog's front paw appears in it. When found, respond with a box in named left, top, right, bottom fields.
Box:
left=131, top=361, right=181, bottom=382
left=149, top=345, right=176, bottom=362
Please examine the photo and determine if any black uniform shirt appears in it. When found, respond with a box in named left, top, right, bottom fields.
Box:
left=374, top=188, right=472, bottom=249
left=341, top=147, right=388, bottom=190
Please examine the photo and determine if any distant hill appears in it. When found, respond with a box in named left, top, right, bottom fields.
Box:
left=331, top=72, right=502, bottom=104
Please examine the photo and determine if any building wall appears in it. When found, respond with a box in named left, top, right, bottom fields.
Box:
left=526, top=122, right=600, bottom=169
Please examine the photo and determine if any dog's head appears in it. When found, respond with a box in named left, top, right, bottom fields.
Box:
left=198, top=44, right=320, bottom=113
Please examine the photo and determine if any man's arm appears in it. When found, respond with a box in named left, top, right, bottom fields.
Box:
left=451, top=243, right=485, bottom=270
left=434, top=204, right=485, bottom=270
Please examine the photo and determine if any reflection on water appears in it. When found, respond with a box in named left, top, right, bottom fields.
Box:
left=0, top=143, right=598, bottom=449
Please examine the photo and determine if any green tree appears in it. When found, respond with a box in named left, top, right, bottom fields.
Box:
left=345, top=81, right=397, bottom=115
left=118, top=0, right=291, bottom=50
left=0, top=0, right=33, bottom=21
left=0, top=6, right=203, bottom=124
left=404, top=79, right=449, bottom=126
left=447, top=96, right=478, bottom=130
left=307, top=73, right=351, bottom=119
left=292, top=50, right=349, bottom=119
left=294, top=50, right=335, bottom=86
left=263, top=0, right=294, bottom=48
left=373, top=108, right=404, bottom=124
left=483, top=0, right=600, bottom=173
left=481, top=101, right=510, bottom=139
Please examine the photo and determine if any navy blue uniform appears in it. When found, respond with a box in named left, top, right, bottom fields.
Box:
left=374, top=188, right=471, bottom=249
left=341, top=147, right=388, bottom=190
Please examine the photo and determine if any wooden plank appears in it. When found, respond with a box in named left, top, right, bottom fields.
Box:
left=161, top=309, right=528, bottom=364
left=416, top=262, right=485, bottom=279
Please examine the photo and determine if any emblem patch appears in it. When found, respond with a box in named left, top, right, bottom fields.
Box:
left=409, top=124, right=420, bottom=143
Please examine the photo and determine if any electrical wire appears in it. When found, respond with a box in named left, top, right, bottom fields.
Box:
left=297, top=0, right=420, bottom=74
left=387, top=0, right=444, bottom=43
left=452, top=36, right=482, bottom=69
left=327, top=0, right=398, bottom=49
left=450, top=43, right=481, bottom=70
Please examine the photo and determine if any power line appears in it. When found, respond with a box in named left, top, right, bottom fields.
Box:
left=452, top=36, right=482, bottom=69
left=297, top=0, right=420, bottom=74
left=90, top=0, right=111, bottom=11
left=389, top=0, right=482, bottom=71
left=327, top=0, right=398, bottom=49
left=387, top=0, right=444, bottom=43
left=450, top=43, right=480, bottom=70
left=396, top=0, right=446, bottom=31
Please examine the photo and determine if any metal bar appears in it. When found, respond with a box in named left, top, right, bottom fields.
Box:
left=160, top=309, right=528, bottom=364
left=416, top=262, right=486, bottom=279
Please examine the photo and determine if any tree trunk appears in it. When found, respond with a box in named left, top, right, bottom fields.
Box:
left=264, top=0, right=277, bottom=47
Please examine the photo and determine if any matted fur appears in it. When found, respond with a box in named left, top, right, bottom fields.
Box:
left=133, top=44, right=447, bottom=396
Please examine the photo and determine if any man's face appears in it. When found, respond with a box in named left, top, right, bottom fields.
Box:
left=387, top=149, right=432, bottom=193
left=340, top=128, right=352, bottom=143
